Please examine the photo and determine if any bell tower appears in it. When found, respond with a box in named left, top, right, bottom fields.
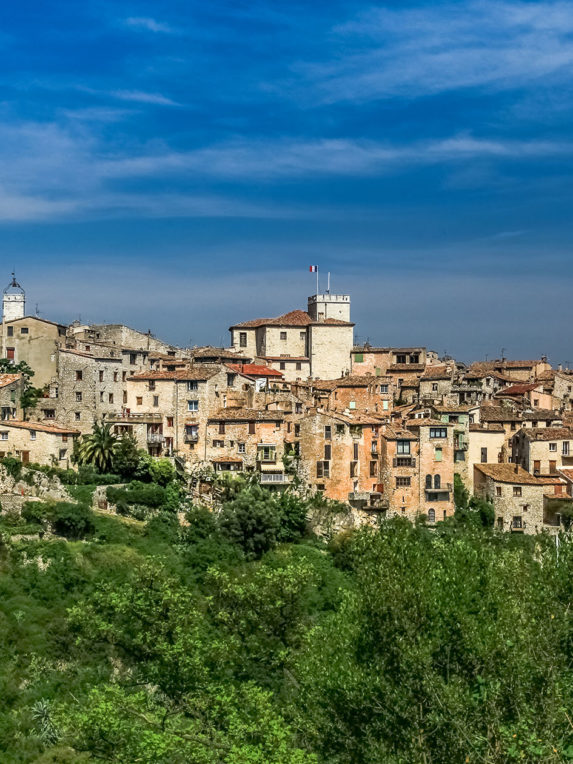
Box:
left=3, top=273, right=26, bottom=323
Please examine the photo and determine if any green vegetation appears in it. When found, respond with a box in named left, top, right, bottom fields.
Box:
left=2, top=476, right=573, bottom=762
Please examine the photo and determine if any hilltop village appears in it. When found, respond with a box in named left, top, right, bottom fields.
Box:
left=1, top=272, right=573, bottom=534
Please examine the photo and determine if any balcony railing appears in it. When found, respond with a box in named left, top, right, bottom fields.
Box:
left=348, top=491, right=388, bottom=510
left=184, top=433, right=199, bottom=443
left=147, top=432, right=164, bottom=444
left=260, top=473, right=291, bottom=484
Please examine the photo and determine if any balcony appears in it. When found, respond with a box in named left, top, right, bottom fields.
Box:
left=147, top=432, right=164, bottom=444
left=260, top=472, right=291, bottom=484
left=184, top=433, right=199, bottom=443
left=454, top=441, right=469, bottom=451
left=348, top=491, right=389, bottom=510
left=393, top=456, right=416, bottom=468
left=425, top=483, right=452, bottom=501
left=105, top=412, right=163, bottom=423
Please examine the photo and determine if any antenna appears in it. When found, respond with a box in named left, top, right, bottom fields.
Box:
left=327, top=272, right=331, bottom=293
left=35, top=303, right=39, bottom=317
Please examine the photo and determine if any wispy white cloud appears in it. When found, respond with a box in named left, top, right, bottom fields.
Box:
left=110, top=89, right=180, bottom=106
left=302, top=1, right=573, bottom=102
left=98, top=134, right=573, bottom=180
left=123, top=17, right=177, bottom=34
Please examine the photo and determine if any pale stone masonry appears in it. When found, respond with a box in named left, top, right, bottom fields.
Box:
left=0, top=420, right=80, bottom=467
left=0, top=374, right=24, bottom=421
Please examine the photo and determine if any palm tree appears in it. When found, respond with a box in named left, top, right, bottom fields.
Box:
left=76, top=421, right=118, bottom=473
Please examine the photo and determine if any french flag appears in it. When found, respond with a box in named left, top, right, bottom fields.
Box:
left=309, top=265, right=318, bottom=272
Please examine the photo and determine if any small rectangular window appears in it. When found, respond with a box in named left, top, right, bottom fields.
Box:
left=7, top=326, right=13, bottom=337
left=370, top=460, right=377, bottom=477
left=187, top=400, right=199, bottom=412
left=99, top=370, right=104, bottom=382
left=353, top=443, right=359, bottom=460
left=167, top=417, right=174, bottom=427
left=481, top=447, right=487, bottom=463
left=549, top=443, right=557, bottom=452
left=130, top=354, right=137, bottom=365
left=249, top=421, right=256, bottom=434
left=30, top=430, right=36, bottom=440
left=75, top=392, right=82, bottom=402
left=280, top=331, right=287, bottom=340
left=396, top=476, right=411, bottom=487
left=21, top=327, right=29, bottom=335
left=75, top=412, right=81, bottom=421
left=429, top=428, right=447, bottom=439
left=239, top=332, right=247, bottom=347
left=109, top=393, right=114, bottom=404
left=496, top=486, right=502, bottom=496
left=325, top=425, right=331, bottom=440
left=238, top=442, right=246, bottom=453
left=136, top=396, right=143, bottom=406
left=397, top=440, right=410, bottom=455
left=187, top=381, right=198, bottom=391
left=152, top=395, right=158, bottom=407
left=219, top=422, right=226, bottom=435
left=513, top=486, right=522, bottom=497
left=354, top=353, right=363, bottom=363
left=324, top=444, right=331, bottom=460
left=76, top=370, right=83, bottom=381
left=280, top=362, right=286, bottom=370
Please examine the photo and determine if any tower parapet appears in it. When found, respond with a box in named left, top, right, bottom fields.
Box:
left=307, top=293, right=350, bottom=323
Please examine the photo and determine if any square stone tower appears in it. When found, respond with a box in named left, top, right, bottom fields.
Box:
left=3, top=274, right=26, bottom=322
left=307, top=292, right=351, bottom=323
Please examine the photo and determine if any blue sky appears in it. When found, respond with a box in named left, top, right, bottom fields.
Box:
left=2, top=0, right=573, bottom=363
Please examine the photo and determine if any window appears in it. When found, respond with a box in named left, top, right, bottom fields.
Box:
left=7, top=326, right=13, bottom=337
left=20, top=326, right=29, bottom=335
left=75, top=392, right=82, bottom=402
left=227, top=374, right=236, bottom=387
left=354, top=353, right=363, bottom=363
left=296, top=362, right=302, bottom=371
left=114, top=372, right=118, bottom=382
left=123, top=391, right=127, bottom=404
left=396, top=457, right=412, bottom=466
left=428, top=508, right=436, bottom=523
left=435, top=448, right=442, bottom=462
left=353, top=442, right=359, bottom=460
left=336, top=424, right=345, bottom=435
left=533, top=399, right=539, bottom=407
left=239, top=332, right=247, bottom=347
left=136, top=396, right=143, bottom=406
left=396, top=476, right=411, bottom=487
left=324, top=444, right=331, bottom=460
left=429, top=427, right=447, bottom=438
left=6, top=348, right=15, bottom=360
left=294, top=423, right=300, bottom=437
left=350, top=461, right=358, bottom=477
left=370, top=460, right=377, bottom=477
left=0, top=431, right=7, bottom=440
left=130, top=354, right=137, bottom=365
left=76, top=370, right=83, bottom=381
left=549, top=442, right=557, bottom=452
left=149, top=380, right=156, bottom=391
left=533, top=460, right=540, bottom=475
left=280, top=331, right=287, bottom=340
left=564, top=442, right=570, bottom=455
left=187, top=381, right=198, bottom=391
left=213, top=440, right=224, bottom=447
left=152, top=395, right=158, bottom=407
left=349, top=401, right=356, bottom=410
left=325, top=425, right=332, bottom=439
left=187, top=400, right=199, bottom=412
left=513, top=486, right=522, bottom=497
left=379, top=384, right=388, bottom=394
left=425, top=474, right=432, bottom=489
left=109, top=393, right=114, bottom=404
left=59, top=449, right=67, bottom=461
left=280, top=362, right=286, bottom=370
left=30, top=430, right=36, bottom=440
left=512, top=516, right=522, bottom=529
left=396, top=354, right=406, bottom=364
left=496, top=486, right=502, bottom=497
left=295, top=403, right=303, bottom=414
left=432, top=383, right=438, bottom=392
left=100, top=391, right=104, bottom=402
left=481, top=447, right=488, bottom=463
left=122, top=371, right=127, bottom=382
left=219, top=422, right=226, bottom=435
left=75, top=412, right=81, bottom=421
left=317, top=461, right=330, bottom=478
left=397, top=440, right=410, bottom=454
left=185, top=425, right=198, bottom=442
left=99, top=370, right=104, bottom=382
left=62, top=434, right=68, bottom=443
left=550, top=460, right=557, bottom=474
left=258, top=445, right=276, bottom=462
left=165, top=417, right=173, bottom=427
left=249, top=421, right=256, bottom=434
left=434, top=474, right=441, bottom=489
left=510, top=422, right=517, bottom=431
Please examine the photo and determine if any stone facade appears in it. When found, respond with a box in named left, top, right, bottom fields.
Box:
left=0, top=374, right=23, bottom=421
left=512, top=427, right=573, bottom=476
left=0, top=316, right=67, bottom=386
left=0, top=420, right=80, bottom=467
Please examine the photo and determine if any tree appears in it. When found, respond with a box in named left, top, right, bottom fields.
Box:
left=219, top=485, right=280, bottom=559
left=111, top=434, right=141, bottom=480
left=75, top=421, right=118, bottom=473
left=149, top=458, right=176, bottom=487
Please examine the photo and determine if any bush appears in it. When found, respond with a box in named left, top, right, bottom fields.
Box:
left=149, top=458, right=176, bottom=487
left=51, top=502, right=95, bottom=540
left=1, top=457, right=23, bottom=481
left=273, top=492, right=309, bottom=542
left=21, top=501, right=49, bottom=526
left=107, top=481, right=166, bottom=509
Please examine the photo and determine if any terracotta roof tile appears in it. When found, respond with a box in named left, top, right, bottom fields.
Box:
left=521, top=427, right=573, bottom=441
left=208, top=408, right=284, bottom=422
left=0, top=373, right=22, bottom=389
left=226, top=363, right=283, bottom=378
left=129, top=366, right=221, bottom=382
left=0, top=420, right=80, bottom=435
left=475, top=464, right=546, bottom=485
left=231, top=309, right=353, bottom=329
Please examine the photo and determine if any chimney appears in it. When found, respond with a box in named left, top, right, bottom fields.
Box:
left=514, top=463, right=519, bottom=474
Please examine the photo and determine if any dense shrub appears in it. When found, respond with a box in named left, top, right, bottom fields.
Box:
left=51, top=502, right=95, bottom=539
left=219, top=485, right=280, bottom=559
left=107, top=481, right=166, bottom=509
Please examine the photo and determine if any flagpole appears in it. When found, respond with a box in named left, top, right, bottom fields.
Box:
left=316, top=266, right=319, bottom=295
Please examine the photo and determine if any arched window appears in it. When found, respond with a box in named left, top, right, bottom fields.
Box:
left=434, top=474, right=441, bottom=489
left=428, top=508, right=436, bottom=523
left=425, top=474, right=432, bottom=489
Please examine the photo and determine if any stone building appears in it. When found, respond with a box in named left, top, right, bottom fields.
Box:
left=0, top=374, right=23, bottom=421
left=69, top=323, right=177, bottom=354
left=419, top=365, right=455, bottom=403
left=405, top=418, right=455, bottom=521
left=351, top=346, right=428, bottom=377
left=430, top=404, right=472, bottom=485
left=0, top=420, right=79, bottom=466
left=473, top=463, right=568, bottom=533
left=113, top=365, right=254, bottom=459
left=495, top=382, right=554, bottom=410
left=229, top=292, right=354, bottom=381
left=477, top=405, right=563, bottom=461
left=0, top=315, right=67, bottom=387
left=512, top=426, right=573, bottom=476
left=466, top=422, right=506, bottom=492
left=205, top=408, right=289, bottom=484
